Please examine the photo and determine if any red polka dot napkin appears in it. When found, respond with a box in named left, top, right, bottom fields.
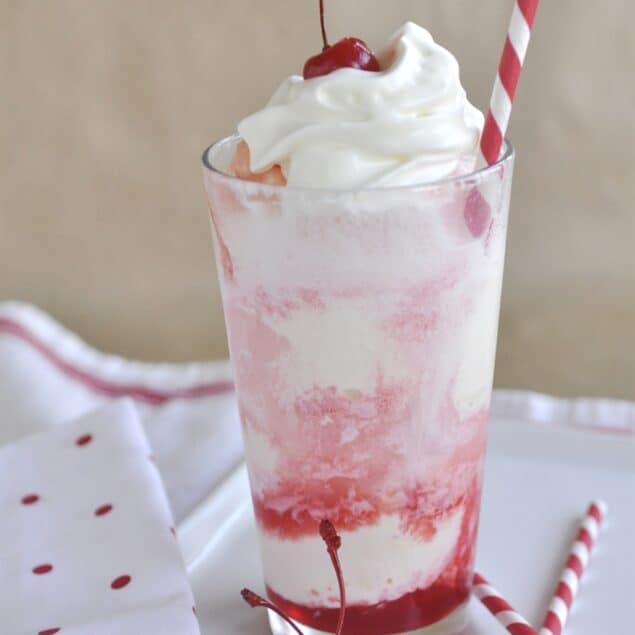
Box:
left=0, top=302, right=242, bottom=523
left=0, top=400, right=200, bottom=635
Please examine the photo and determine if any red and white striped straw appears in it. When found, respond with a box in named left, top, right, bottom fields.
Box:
left=473, top=573, right=538, bottom=635
left=539, top=501, right=608, bottom=635
left=479, top=0, right=541, bottom=165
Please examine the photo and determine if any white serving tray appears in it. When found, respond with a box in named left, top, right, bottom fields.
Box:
left=179, top=415, right=634, bottom=634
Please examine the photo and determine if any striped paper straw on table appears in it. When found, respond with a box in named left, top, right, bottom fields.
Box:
left=473, top=573, right=538, bottom=635
left=539, top=501, right=608, bottom=635
left=479, top=0, right=541, bottom=165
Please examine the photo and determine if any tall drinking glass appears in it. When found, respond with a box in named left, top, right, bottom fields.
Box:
left=202, top=136, right=514, bottom=635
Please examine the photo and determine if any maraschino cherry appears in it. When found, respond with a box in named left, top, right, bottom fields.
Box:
left=303, top=0, right=380, bottom=79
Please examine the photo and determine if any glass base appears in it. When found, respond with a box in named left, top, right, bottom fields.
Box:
left=267, top=601, right=469, bottom=635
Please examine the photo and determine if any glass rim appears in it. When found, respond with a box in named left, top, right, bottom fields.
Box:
left=202, top=134, right=514, bottom=194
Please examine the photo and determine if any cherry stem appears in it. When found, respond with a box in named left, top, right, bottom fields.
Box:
left=319, top=0, right=329, bottom=50
left=240, top=521, right=346, bottom=635
left=241, top=589, right=306, bottom=635
left=319, top=520, right=346, bottom=635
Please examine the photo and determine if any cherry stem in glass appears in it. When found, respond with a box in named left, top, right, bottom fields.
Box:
left=319, top=520, right=346, bottom=635
left=240, top=589, right=306, bottom=635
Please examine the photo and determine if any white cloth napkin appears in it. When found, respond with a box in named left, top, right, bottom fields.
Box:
left=0, top=302, right=243, bottom=523
left=0, top=399, right=200, bottom=635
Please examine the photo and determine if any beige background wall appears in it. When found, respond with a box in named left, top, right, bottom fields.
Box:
left=1, top=1, right=633, bottom=398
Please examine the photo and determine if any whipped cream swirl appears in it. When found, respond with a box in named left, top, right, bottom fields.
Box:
left=238, top=22, right=484, bottom=189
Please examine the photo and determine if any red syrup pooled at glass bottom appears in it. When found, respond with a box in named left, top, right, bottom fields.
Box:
left=265, top=480, right=480, bottom=635
left=241, top=476, right=481, bottom=635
